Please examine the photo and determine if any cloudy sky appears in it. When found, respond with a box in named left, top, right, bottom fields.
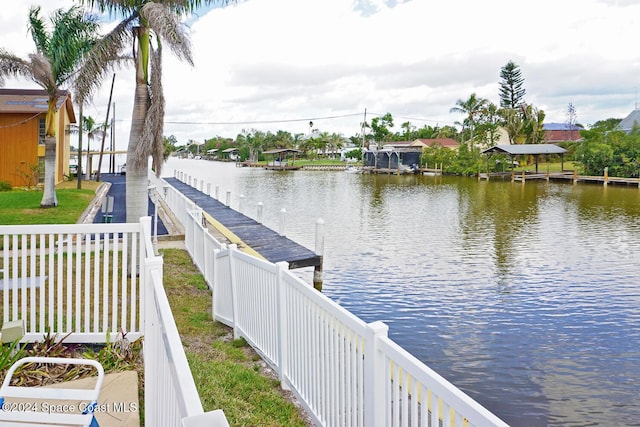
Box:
left=3, top=0, right=640, bottom=149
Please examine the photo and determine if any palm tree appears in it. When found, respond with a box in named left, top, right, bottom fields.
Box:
left=449, top=93, right=488, bottom=143
left=0, top=6, right=99, bottom=207
left=72, top=115, right=107, bottom=178
left=76, top=0, right=221, bottom=224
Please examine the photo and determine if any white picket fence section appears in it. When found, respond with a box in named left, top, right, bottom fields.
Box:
left=0, top=217, right=229, bottom=427
left=161, top=173, right=509, bottom=427
left=0, top=222, right=144, bottom=343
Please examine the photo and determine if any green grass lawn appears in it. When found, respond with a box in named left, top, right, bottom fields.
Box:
left=513, top=161, right=577, bottom=173
left=0, top=184, right=98, bottom=225
left=161, top=248, right=310, bottom=426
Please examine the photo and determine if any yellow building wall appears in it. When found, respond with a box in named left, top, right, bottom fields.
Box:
left=0, top=108, right=72, bottom=188
left=0, top=113, right=41, bottom=187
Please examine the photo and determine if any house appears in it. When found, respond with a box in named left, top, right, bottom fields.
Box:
left=0, top=88, right=76, bottom=187
left=543, top=123, right=582, bottom=142
left=383, top=138, right=461, bottom=150
left=617, top=109, right=640, bottom=133
left=412, top=138, right=460, bottom=149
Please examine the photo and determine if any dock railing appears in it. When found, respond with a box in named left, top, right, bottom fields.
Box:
left=0, top=217, right=229, bottom=426
left=163, top=173, right=509, bottom=427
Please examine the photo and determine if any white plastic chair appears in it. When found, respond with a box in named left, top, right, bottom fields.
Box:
left=0, top=357, right=104, bottom=426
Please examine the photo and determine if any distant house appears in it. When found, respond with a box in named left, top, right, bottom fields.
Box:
left=617, top=109, right=640, bottom=133
left=383, top=138, right=460, bottom=150
left=0, top=88, right=76, bottom=187
left=221, top=147, right=239, bottom=161
left=543, top=123, right=582, bottom=142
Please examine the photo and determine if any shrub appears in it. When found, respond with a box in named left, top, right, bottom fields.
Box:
left=0, top=181, right=11, bottom=192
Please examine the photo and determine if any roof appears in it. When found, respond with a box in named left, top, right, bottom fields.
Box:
left=482, top=144, right=567, bottom=155
left=414, top=138, right=460, bottom=148
left=618, top=109, right=640, bottom=132
left=262, top=149, right=301, bottom=154
left=221, top=147, right=239, bottom=153
left=0, top=88, right=76, bottom=123
left=207, top=149, right=219, bottom=153
left=542, top=123, right=582, bottom=131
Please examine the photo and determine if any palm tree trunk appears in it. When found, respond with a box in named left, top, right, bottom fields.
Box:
left=40, top=135, right=58, bottom=208
left=125, top=83, right=150, bottom=224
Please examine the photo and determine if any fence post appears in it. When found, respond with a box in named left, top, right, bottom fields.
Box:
left=239, top=195, right=245, bottom=214
left=206, top=182, right=212, bottom=196
left=215, top=185, right=220, bottom=200
left=211, top=248, right=220, bottom=321
left=226, top=191, right=232, bottom=207
left=142, top=248, right=163, bottom=427
left=276, top=261, right=290, bottom=390
left=364, top=321, right=389, bottom=427
left=228, top=244, right=240, bottom=339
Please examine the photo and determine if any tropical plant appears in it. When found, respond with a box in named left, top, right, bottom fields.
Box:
left=0, top=6, right=99, bottom=208
left=236, top=128, right=266, bottom=162
left=71, top=115, right=108, bottom=178
left=370, top=112, right=394, bottom=146
left=520, top=103, right=546, bottom=144
left=76, top=0, right=222, bottom=224
left=474, top=102, right=502, bottom=148
left=576, top=125, right=640, bottom=177
left=450, top=93, right=488, bottom=143
left=0, top=339, right=26, bottom=376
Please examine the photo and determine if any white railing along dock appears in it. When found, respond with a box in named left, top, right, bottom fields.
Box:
left=162, top=172, right=510, bottom=427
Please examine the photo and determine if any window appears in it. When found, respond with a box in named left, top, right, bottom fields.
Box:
left=38, top=117, right=45, bottom=145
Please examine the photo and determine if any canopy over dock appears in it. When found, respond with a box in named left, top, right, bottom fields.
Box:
left=263, top=149, right=302, bottom=170
left=482, top=144, right=567, bottom=172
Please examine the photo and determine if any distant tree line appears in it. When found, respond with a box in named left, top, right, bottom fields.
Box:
left=165, top=61, right=640, bottom=178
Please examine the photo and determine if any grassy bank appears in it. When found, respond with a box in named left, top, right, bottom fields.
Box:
left=161, top=249, right=310, bottom=426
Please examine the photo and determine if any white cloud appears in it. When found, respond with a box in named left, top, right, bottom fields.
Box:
left=3, top=0, right=640, bottom=149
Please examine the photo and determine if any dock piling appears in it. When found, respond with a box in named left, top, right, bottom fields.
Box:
left=239, top=195, right=245, bottom=213
left=257, top=202, right=264, bottom=223
left=279, top=208, right=287, bottom=236
left=313, top=218, right=325, bottom=291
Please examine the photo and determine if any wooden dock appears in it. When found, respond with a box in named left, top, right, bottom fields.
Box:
left=479, top=171, right=640, bottom=187
left=164, top=177, right=321, bottom=269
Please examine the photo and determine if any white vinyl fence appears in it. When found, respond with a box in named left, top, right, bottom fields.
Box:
left=0, top=221, right=144, bottom=343
left=0, top=217, right=228, bottom=427
left=162, top=173, right=509, bottom=427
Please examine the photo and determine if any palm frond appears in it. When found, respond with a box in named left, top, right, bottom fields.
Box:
left=28, top=54, right=57, bottom=94
left=73, top=15, right=136, bottom=105
left=141, top=2, right=193, bottom=66
left=78, top=0, right=139, bottom=17
left=0, top=50, right=34, bottom=87
left=135, top=44, right=165, bottom=174
left=48, top=5, right=101, bottom=86
left=28, top=6, right=50, bottom=55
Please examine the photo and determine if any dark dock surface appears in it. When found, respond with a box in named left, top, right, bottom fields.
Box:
left=92, top=173, right=168, bottom=235
left=164, top=177, right=321, bottom=269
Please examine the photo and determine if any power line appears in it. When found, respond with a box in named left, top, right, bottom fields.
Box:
left=164, top=112, right=364, bottom=126
left=113, top=110, right=456, bottom=128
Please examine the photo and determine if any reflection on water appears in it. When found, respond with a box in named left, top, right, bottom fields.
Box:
left=163, top=158, right=640, bottom=427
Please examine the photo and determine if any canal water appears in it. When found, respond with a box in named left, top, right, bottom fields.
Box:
left=163, top=158, right=640, bottom=427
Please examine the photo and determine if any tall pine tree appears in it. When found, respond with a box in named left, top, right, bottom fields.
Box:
left=499, top=60, right=526, bottom=109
